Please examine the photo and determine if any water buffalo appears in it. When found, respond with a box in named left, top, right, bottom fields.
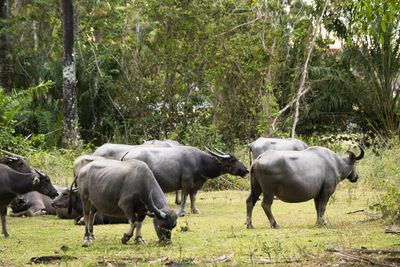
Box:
left=9, top=185, right=64, bottom=217
left=122, top=145, right=249, bottom=216
left=246, top=146, right=364, bottom=229
left=94, top=142, right=183, bottom=205
left=248, top=137, right=308, bottom=165
left=0, top=165, right=58, bottom=237
left=77, top=158, right=177, bottom=244
left=52, top=187, right=128, bottom=225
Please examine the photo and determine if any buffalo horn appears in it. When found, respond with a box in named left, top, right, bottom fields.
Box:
left=205, top=146, right=230, bottom=159
left=148, top=191, right=167, bottom=219
left=355, top=145, right=364, bottom=160
left=212, top=146, right=226, bottom=155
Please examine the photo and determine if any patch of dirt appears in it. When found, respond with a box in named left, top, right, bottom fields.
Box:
left=29, top=255, right=77, bottom=264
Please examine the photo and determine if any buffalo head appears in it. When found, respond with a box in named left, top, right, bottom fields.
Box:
left=206, top=146, right=249, bottom=177
left=149, top=193, right=177, bottom=243
left=32, top=170, right=59, bottom=199
left=344, top=145, right=364, bottom=183
left=10, top=195, right=28, bottom=212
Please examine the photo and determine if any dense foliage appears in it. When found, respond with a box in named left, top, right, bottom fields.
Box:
left=1, top=0, right=398, bottom=148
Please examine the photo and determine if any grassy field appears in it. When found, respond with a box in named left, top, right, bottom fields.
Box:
left=0, top=184, right=399, bottom=266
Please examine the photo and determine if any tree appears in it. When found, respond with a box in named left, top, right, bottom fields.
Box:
left=345, top=0, right=400, bottom=136
left=0, top=0, right=10, bottom=93
left=62, top=0, right=80, bottom=147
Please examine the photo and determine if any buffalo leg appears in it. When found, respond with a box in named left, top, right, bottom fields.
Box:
left=175, top=190, right=181, bottom=205
left=190, top=191, right=200, bottom=214
left=82, top=200, right=94, bottom=242
left=177, top=190, right=188, bottom=217
left=245, top=180, right=262, bottom=229
left=1, top=207, right=10, bottom=237
left=88, top=205, right=97, bottom=240
left=261, top=194, right=280, bottom=229
left=314, top=195, right=330, bottom=227
left=121, top=220, right=137, bottom=244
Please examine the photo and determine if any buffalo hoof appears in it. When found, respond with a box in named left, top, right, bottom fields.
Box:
left=84, top=237, right=93, bottom=243
left=178, top=210, right=187, bottom=217
left=191, top=208, right=200, bottom=214
left=272, top=224, right=281, bottom=229
left=135, top=236, right=146, bottom=245
left=121, top=233, right=132, bottom=244
left=246, top=224, right=254, bottom=229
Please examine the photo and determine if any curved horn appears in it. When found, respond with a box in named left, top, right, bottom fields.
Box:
left=355, top=145, right=364, bottom=160
left=34, top=169, right=45, bottom=177
left=148, top=190, right=167, bottom=219
left=212, top=146, right=226, bottom=155
left=120, top=151, right=129, bottom=161
left=205, top=146, right=230, bottom=159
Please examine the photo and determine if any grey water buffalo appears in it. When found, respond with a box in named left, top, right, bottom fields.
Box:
left=93, top=141, right=183, bottom=205
left=248, top=137, right=308, bottom=165
left=122, top=145, right=249, bottom=216
left=77, top=158, right=177, bottom=244
left=246, top=146, right=364, bottom=229
left=52, top=187, right=128, bottom=225
left=9, top=185, right=64, bottom=217
left=0, top=165, right=58, bottom=237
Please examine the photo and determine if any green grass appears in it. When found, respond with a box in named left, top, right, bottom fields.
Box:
left=0, top=185, right=399, bottom=266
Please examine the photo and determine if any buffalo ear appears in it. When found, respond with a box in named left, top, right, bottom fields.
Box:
left=347, top=150, right=356, bottom=162
left=32, top=177, right=40, bottom=185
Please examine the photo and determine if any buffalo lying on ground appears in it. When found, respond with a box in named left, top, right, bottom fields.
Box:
left=52, top=187, right=128, bottom=225
left=248, top=137, right=308, bottom=165
left=0, top=165, right=58, bottom=237
left=77, top=158, right=177, bottom=244
left=246, top=146, right=364, bottom=229
left=121, top=145, right=249, bottom=216
left=0, top=156, right=62, bottom=218
left=9, top=185, right=64, bottom=217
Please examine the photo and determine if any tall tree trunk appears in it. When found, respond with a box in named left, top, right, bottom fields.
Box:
left=0, top=0, right=10, bottom=93
left=290, top=1, right=328, bottom=138
left=62, top=0, right=80, bottom=148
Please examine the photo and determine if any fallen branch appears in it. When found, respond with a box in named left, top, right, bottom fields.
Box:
left=148, top=257, right=168, bottom=264
left=385, top=228, right=400, bottom=235
left=0, top=149, right=25, bottom=158
left=333, top=252, right=395, bottom=267
left=330, top=246, right=400, bottom=255
left=207, top=253, right=235, bottom=263
left=346, top=209, right=365, bottom=214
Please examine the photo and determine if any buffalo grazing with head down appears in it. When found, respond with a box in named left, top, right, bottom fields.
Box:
left=246, top=145, right=364, bottom=229
left=76, top=158, right=177, bottom=244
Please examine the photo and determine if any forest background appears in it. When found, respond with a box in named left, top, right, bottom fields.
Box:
left=0, top=0, right=399, bottom=221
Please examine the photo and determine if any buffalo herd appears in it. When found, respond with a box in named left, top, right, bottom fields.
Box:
left=0, top=138, right=364, bottom=245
